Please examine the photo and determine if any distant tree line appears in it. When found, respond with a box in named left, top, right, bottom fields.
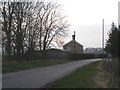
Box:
left=1, top=1, right=69, bottom=62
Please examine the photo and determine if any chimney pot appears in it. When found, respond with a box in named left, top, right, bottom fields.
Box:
left=72, top=35, right=75, bottom=41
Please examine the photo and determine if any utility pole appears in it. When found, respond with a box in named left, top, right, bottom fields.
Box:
left=102, top=19, right=104, bottom=50
left=118, top=1, right=120, bottom=29
left=102, top=19, right=104, bottom=59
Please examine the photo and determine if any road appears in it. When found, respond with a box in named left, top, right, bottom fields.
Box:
left=2, top=59, right=101, bottom=88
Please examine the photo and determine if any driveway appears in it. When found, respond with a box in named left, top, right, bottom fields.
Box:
left=2, top=59, right=102, bottom=88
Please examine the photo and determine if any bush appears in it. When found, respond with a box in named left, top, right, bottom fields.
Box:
left=67, top=53, right=96, bottom=60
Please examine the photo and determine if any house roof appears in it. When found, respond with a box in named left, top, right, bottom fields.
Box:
left=63, top=40, right=83, bottom=47
left=47, top=48, right=67, bottom=52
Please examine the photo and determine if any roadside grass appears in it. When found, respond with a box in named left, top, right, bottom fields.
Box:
left=94, top=60, right=112, bottom=88
left=46, top=61, right=100, bottom=88
left=0, top=54, right=2, bottom=73
left=101, top=59, right=118, bottom=88
left=3, top=59, right=77, bottom=73
left=46, top=60, right=114, bottom=88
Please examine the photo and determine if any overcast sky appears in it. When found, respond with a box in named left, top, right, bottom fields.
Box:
left=0, top=0, right=119, bottom=49
left=56, top=0, right=119, bottom=49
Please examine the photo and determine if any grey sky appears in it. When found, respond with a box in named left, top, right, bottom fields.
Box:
left=57, top=0, right=119, bottom=49
left=0, top=0, right=119, bottom=49
left=64, top=24, right=111, bottom=49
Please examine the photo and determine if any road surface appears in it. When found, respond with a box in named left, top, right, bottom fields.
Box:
left=2, top=59, right=101, bottom=88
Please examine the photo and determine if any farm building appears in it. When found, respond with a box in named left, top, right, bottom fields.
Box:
left=32, top=48, right=68, bottom=59
left=46, top=48, right=68, bottom=59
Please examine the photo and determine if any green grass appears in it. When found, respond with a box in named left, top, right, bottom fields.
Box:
left=47, top=61, right=100, bottom=88
left=0, top=54, right=2, bottom=73
left=3, top=59, right=76, bottom=73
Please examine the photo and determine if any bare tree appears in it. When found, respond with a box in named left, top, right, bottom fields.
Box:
left=35, top=1, right=69, bottom=53
left=1, top=2, right=16, bottom=61
left=1, top=1, right=69, bottom=61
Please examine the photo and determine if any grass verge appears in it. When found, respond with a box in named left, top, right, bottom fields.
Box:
left=46, top=61, right=100, bottom=88
left=45, top=60, right=114, bottom=88
left=3, top=59, right=76, bottom=73
left=0, top=54, right=1, bottom=73
left=94, top=60, right=112, bottom=88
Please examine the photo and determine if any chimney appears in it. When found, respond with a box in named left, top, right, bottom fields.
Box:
left=72, top=31, right=75, bottom=41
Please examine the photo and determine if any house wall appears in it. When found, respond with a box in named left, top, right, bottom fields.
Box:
left=63, top=41, right=83, bottom=53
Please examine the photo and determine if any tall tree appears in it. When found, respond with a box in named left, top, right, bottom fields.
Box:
left=105, top=22, right=119, bottom=57
left=34, top=2, right=69, bottom=52
left=1, top=2, right=16, bottom=61
left=1, top=1, right=69, bottom=61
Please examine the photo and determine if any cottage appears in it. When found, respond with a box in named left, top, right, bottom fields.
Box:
left=63, top=32, right=83, bottom=53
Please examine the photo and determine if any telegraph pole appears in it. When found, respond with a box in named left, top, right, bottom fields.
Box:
left=102, top=19, right=104, bottom=59
left=102, top=19, right=104, bottom=51
left=118, top=1, right=120, bottom=30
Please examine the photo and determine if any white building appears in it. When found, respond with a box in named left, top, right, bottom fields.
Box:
left=84, top=47, right=106, bottom=54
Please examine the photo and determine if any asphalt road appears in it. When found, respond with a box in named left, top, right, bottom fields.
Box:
left=2, top=59, right=102, bottom=88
